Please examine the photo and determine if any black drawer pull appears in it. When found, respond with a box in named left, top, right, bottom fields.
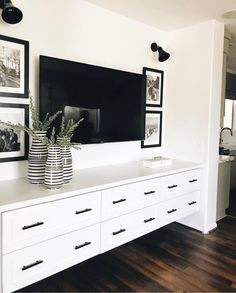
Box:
left=144, top=217, right=155, bottom=223
left=22, top=260, right=43, bottom=271
left=75, top=241, right=91, bottom=250
left=22, top=221, right=44, bottom=230
left=144, top=190, right=155, bottom=195
left=189, top=179, right=198, bottom=183
left=75, top=208, right=92, bottom=215
left=168, top=184, right=178, bottom=189
left=113, top=228, right=126, bottom=236
left=188, top=201, right=197, bottom=206
left=113, top=198, right=126, bottom=204
left=167, top=208, right=177, bottom=214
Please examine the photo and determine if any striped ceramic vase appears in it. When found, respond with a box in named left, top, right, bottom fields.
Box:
left=57, top=137, right=73, bottom=184
left=28, top=131, right=48, bottom=184
left=44, top=145, right=63, bottom=189
left=60, top=145, right=73, bottom=184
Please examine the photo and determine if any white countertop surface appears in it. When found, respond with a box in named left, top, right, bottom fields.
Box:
left=218, top=155, right=235, bottom=164
left=0, top=159, right=202, bottom=212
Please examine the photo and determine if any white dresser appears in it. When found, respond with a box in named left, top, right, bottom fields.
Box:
left=0, top=160, right=202, bottom=293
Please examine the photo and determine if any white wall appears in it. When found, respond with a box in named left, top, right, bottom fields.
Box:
left=0, top=1, right=225, bottom=234
left=0, top=0, right=167, bottom=180
left=164, top=20, right=224, bottom=232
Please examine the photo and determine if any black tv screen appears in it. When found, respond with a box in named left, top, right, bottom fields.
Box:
left=39, top=56, right=145, bottom=144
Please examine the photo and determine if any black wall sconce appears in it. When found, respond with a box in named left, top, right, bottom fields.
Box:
left=0, top=0, right=23, bottom=24
left=151, top=43, right=170, bottom=62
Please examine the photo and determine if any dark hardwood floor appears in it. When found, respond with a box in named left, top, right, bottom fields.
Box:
left=226, top=189, right=236, bottom=218
left=18, top=217, right=236, bottom=292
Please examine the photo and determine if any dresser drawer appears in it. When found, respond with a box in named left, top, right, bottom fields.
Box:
left=179, top=191, right=200, bottom=216
left=136, top=204, right=163, bottom=237
left=2, top=191, right=101, bottom=254
left=182, top=169, right=201, bottom=193
left=101, top=204, right=162, bottom=253
left=160, top=196, right=183, bottom=225
left=102, top=178, right=161, bottom=220
left=161, top=169, right=200, bottom=200
left=101, top=212, right=137, bottom=253
left=2, top=224, right=100, bottom=293
left=160, top=191, right=200, bottom=226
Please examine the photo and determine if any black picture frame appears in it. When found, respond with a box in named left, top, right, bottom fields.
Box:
left=0, top=103, right=29, bottom=162
left=141, top=110, right=162, bottom=148
left=143, top=67, right=163, bottom=107
left=0, top=34, right=29, bottom=98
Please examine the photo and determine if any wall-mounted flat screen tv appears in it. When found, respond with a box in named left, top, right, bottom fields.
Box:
left=39, top=56, right=145, bottom=144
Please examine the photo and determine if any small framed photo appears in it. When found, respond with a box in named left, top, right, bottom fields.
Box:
left=0, top=35, right=29, bottom=98
left=141, top=110, right=162, bottom=148
left=0, top=103, right=29, bottom=162
left=143, top=67, right=163, bottom=107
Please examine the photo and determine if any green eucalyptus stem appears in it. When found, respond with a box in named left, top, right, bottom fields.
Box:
left=29, top=94, right=62, bottom=131
left=57, top=116, right=84, bottom=149
left=0, top=120, right=36, bottom=139
left=0, top=98, right=84, bottom=150
left=58, top=117, right=84, bottom=140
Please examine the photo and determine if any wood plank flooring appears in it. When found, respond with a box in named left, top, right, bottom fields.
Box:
left=226, top=189, right=236, bottom=217
left=18, top=216, right=236, bottom=292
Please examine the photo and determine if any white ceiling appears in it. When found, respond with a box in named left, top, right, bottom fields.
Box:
left=85, top=0, right=236, bottom=71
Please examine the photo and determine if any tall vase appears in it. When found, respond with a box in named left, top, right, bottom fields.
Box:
left=28, top=131, right=48, bottom=184
left=57, top=137, right=73, bottom=184
left=60, top=145, right=73, bottom=184
left=44, top=145, right=63, bottom=189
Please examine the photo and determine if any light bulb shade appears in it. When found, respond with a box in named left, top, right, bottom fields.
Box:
left=151, top=42, right=170, bottom=62
left=1, top=0, right=23, bottom=24
left=157, top=47, right=170, bottom=62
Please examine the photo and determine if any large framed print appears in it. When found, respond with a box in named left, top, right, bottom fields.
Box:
left=0, top=103, right=29, bottom=162
left=143, top=67, right=163, bottom=107
left=0, top=35, right=29, bottom=98
left=141, top=110, right=162, bottom=148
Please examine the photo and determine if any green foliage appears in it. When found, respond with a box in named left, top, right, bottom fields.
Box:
left=57, top=116, right=83, bottom=149
left=0, top=120, right=37, bottom=139
left=0, top=98, right=83, bottom=150
left=29, top=95, right=62, bottom=131
left=58, top=116, right=83, bottom=139
left=42, top=127, right=57, bottom=146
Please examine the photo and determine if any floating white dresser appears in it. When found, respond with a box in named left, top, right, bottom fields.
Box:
left=0, top=160, right=202, bottom=293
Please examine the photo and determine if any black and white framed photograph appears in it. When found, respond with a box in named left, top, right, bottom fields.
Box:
left=141, top=110, right=162, bottom=148
left=0, top=103, right=29, bottom=162
left=0, top=35, right=29, bottom=98
left=143, top=67, right=163, bottom=107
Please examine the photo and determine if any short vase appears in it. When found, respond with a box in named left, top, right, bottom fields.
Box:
left=44, top=145, right=64, bottom=189
left=28, top=131, right=48, bottom=184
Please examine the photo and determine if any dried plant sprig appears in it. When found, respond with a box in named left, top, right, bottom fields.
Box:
left=57, top=136, right=82, bottom=150
left=45, top=127, right=56, bottom=146
left=29, top=95, right=62, bottom=131
left=0, top=120, right=38, bottom=140
left=0, top=121, right=82, bottom=152
left=57, top=117, right=83, bottom=150
left=58, top=116, right=84, bottom=140
left=30, top=126, right=57, bottom=146
left=58, top=116, right=84, bottom=142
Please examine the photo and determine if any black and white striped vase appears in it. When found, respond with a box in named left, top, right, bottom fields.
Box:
left=28, top=131, right=48, bottom=184
left=57, top=137, right=73, bottom=184
left=44, top=145, right=64, bottom=189
left=60, top=145, right=73, bottom=184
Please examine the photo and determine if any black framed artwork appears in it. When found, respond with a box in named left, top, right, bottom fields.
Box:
left=0, top=103, right=29, bottom=162
left=141, top=110, right=162, bottom=148
left=143, top=67, right=163, bottom=107
left=0, top=34, right=29, bottom=98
